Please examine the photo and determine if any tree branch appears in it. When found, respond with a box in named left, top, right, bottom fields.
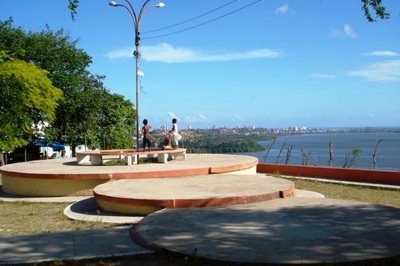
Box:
left=361, top=0, right=390, bottom=22
left=68, top=0, right=79, bottom=21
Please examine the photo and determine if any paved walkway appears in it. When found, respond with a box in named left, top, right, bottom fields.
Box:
left=0, top=226, right=150, bottom=265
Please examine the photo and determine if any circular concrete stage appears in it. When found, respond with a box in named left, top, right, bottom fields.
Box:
left=94, top=175, right=295, bottom=215
left=132, top=198, right=400, bottom=265
left=0, top=154, right=258, bottom=196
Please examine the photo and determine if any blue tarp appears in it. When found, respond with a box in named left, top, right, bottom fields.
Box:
left=29, top=139, right=65, bottom=151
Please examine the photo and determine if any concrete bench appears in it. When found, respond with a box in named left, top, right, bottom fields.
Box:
left=76, top=148, right=186, bottom=166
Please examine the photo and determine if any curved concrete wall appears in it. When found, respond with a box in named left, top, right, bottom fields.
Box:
left=96, top=197, right=162, bottom=216
left=2, top=175, right=107, bottom=197
left=257, top=163, right=400, bottom=186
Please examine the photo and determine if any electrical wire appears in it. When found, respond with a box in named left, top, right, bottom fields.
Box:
left=142, top=0, right=238, bottom=34
left=142, top=0, right=263, bottom=40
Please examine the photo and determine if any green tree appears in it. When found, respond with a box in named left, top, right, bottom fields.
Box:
left=54, top=74, right=135, bottom=152
left=0, top=19, right=91, bottom=152
left=343, top=148, right=362, bottom=168
left=97, top=93, right=135, bottom=149
left=0, top=58, right=63, bottom=163
left=0, top=19, right=135, bottom=156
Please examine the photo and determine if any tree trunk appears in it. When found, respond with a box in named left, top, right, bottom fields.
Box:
left=373, top=139, right=383, bottom=170
left=275, top=143, right=286, bottom=164
left=0, top=151, right=5, bottom=166
left=328, top=141, right=334, bottom=167
left=285, top=144, right=293, bottom=165
left=263, top=138, right=276, bottom=163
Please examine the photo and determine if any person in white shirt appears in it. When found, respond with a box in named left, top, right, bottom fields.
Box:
left=169, top=118, right=181, bottom=148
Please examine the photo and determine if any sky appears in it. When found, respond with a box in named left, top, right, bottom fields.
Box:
left=1, top=0, right=400, bottom=129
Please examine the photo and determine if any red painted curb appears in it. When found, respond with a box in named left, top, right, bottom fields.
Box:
left=257, top=163, right=400, bottom=186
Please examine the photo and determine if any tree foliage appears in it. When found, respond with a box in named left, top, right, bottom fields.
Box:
left=0, top=19, right=135, bottom=156
left=0, top=58, right=63, bottom=152
left=180, top=129, right=272, bottom=153
left=361, top=0, right=390, bottom=21
left=68, top=0, right=80, bottom=20
left=97, top=93, right=135, bottom=149
left=52, top=73, right=135, bottom=150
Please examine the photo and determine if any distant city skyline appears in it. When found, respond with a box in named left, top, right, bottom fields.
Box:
left=1, top=0, right=399, bottom=129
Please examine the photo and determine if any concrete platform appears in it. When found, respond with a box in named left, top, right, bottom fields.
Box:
left=132, top=197, right=400, bottom=265
left=0, top=154, right=258, bottom=196
left=93, top=174, right=295, bottom=215
left=62, top=189, right=324, bottom=224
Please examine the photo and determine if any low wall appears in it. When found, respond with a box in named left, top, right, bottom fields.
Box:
left=1, top=175, right=107, bottom=196
left=257, top=163, right=400, bottom=186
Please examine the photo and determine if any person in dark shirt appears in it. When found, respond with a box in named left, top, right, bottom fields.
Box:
left=142, top=119, right=152, bottom=151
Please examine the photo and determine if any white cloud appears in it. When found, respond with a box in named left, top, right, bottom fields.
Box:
left=363, top=51, right=400, bottom=57
left=330, top=24, right=358, bottom=39
left=106, top=43, right=283, bottom=63
left=231, top=114, right=244, bottom=122
left=310, top=73, right=336, bottom=79
left=275, top=4, right=289, bottom=14
left=198, top=113, right=207, bottom=120
left=167, top=112, right=179, bottom=120
left=343, top=24, right=357, bottom=39
left=142, top=43, right=196, bottom=63
left=348, top=60, right=400, bottom=81
left=106, top=47, right=134, bottom=59
left=184, top=113, right=209, bottom=124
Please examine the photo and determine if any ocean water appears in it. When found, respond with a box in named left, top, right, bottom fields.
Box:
left=242, top=132, right=400, bottom=171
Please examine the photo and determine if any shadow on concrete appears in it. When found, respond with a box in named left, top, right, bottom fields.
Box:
left=0, top=226, right=150, bottom=265
left=65, top=197, right=143, bottom=224
left=133, top=198, right=400, bottom=265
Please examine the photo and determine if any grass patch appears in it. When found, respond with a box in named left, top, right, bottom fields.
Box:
left=289, top=178, right=400, bottom=208
left=0, top=201, right=115, bottom=236
left=102, top=159, right=126, bottom=166
left=139, top=157, right=159, bottom=164
left=102, top=157, right=158, bottom=166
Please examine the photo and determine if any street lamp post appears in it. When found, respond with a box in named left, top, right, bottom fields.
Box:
left=109, top=0, right=165, bottom=152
